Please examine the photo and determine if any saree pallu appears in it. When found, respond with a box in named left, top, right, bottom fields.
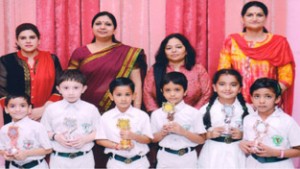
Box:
left=69, top=43, right=146, bottom=113
left=218, top=33, right=295, bottom=115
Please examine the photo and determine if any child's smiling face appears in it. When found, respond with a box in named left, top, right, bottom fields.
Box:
left=5, top=97, right=31, bottom=122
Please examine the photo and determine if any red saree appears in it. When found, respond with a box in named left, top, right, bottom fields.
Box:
left=69, top=43, right=146, bottom=113
left=230, top=33, right=295, bottom=115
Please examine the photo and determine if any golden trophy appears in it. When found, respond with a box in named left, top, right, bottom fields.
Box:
left=162, top=102, right=175, bottom=121
left=117, top=119, right=131, bottom=149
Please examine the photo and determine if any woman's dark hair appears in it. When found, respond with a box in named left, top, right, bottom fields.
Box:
left=91, top=11, right=119, bottom=43
left=241, top=1, right=268, bottom=33
left=250, top=78, right=281, bottom=98
left=15, top=23, right=40, bottom=50
left=109, top=77, right=135, bottom=94
left=153, top=33, right=195, bottom=106
left=160, top=72, right=188, bottom=91
left=203, top=69, right=249, bottom=130
left=57, top=69, right=87, bottom=86
left=5, top=93, right=31, bottom=107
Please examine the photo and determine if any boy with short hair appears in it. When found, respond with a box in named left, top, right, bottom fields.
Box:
left=151, top=72, right=206, bottom=168
left=41, top=69, right=105, bottom=169
left=0, top=93, right=52, bottom=169
left=96, top=77, right=153, bottom=169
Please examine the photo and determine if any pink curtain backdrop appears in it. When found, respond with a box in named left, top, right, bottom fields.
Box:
left=0, top=0, right=300, bottom=167
left=36, top=0, right=100, bottom=69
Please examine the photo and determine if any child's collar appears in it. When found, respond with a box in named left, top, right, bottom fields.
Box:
left=62, top=99, right=81, bottom=109
left=255, top=106, right=282, bottom=120
left=114, top=105, right=134, bottom=117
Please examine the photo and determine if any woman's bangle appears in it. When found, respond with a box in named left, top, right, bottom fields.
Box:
left=280, top=150, right=285, bottom=158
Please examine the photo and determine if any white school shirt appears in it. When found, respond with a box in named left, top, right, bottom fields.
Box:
left=41, top=99, right=106, bottom=152
left=243, top=107, right=300, bottom=168
left=0, top=117, right=52, bottom=165
left=198, top=98, right=252, bottom=169
left=102, top=106, right=153, bottom=157
left=151, top=101, right=206, bottom=149
left=243, top=107, right=300, bottom=150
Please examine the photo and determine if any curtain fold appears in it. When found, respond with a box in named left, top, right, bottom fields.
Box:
left=166, top=0, right=209, bottom=68
left=37, top=0, right=99, bottom=69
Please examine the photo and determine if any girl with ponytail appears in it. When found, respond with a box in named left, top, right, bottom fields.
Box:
left=198, top=69, right=253, bottom=169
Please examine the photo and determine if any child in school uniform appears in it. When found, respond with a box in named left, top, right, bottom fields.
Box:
left=151, top=72, right=206, bottom=169
left=96, top=77, right=153, bottom=169
left=198, top=69, right=253, bottom=168
left=0, top=93, right=52, bottom=169
left=239, top=78, right=300, bottom=168
left=40, top=69, right=106, bottom=169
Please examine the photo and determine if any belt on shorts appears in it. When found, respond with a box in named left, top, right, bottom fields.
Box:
left=11, top=159, right=43, bottom=168
left=211, top=136, right=241, bottom=144
left=251, top=154, right=288, bottom=163
left=158, top=146, right=195, bottom=156
left=108, top=153, right=144, bottom=164
left=53, top=150, right=90, bottom=159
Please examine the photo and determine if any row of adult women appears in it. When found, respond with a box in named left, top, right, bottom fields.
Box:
left=0, top=0, right=296, bottom=167
left=1, top=1, right=294, bottom=123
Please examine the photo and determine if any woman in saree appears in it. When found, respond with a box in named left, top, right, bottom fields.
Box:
left=0, top=23, right=62, bottom=123
left=68, top=11, right=147, bottom=168
left=68, top=11, right=146, bottom=114
left=218, top=1, right=295, bottom=115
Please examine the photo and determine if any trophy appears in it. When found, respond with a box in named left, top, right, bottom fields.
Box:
left=252, top=120, right=269, bottom=152
left=162, top=102, right=175, bottom=121
left=222, top=105, right=234, bottom=143
left=7, top=126, right=19, bottom=155
left=63, top=117, right=78, bottom=141
left=117, top=118, right=131, bottom=149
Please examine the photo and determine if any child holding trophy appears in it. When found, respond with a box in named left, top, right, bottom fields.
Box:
left=41, top=70, right=105, bottom=168
left=198, top=69, right=252, bottom=168
left=151, top=72, right=206, bottom=169
left=96, top=77, right=153, bottom=169
left=0, top=93, right=52, bottom=169
left=239, top=78, right=300, bottom=168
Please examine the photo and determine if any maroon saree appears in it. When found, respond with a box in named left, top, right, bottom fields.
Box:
left=69, top=43, right=146, bottom=113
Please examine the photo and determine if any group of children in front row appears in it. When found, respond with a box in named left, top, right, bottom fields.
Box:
left=1, top=68, right=300, bottom=169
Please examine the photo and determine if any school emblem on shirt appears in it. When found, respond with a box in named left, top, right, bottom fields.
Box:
left=23, top=139, right=34, bottom=150
left=272, top=135, right=283, bottom=146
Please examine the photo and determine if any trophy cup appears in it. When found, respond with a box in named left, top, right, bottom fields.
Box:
left=252, top=120, right=269, bottom=152
left=63, top=117, right=78, bottom=141
left=162, top=102, right=175, bottom=121
left=222, top=105, right=234, bottom=143
left=7, top=126, right=19, bottom=155
left=117, top=119, right=131, bottom=149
